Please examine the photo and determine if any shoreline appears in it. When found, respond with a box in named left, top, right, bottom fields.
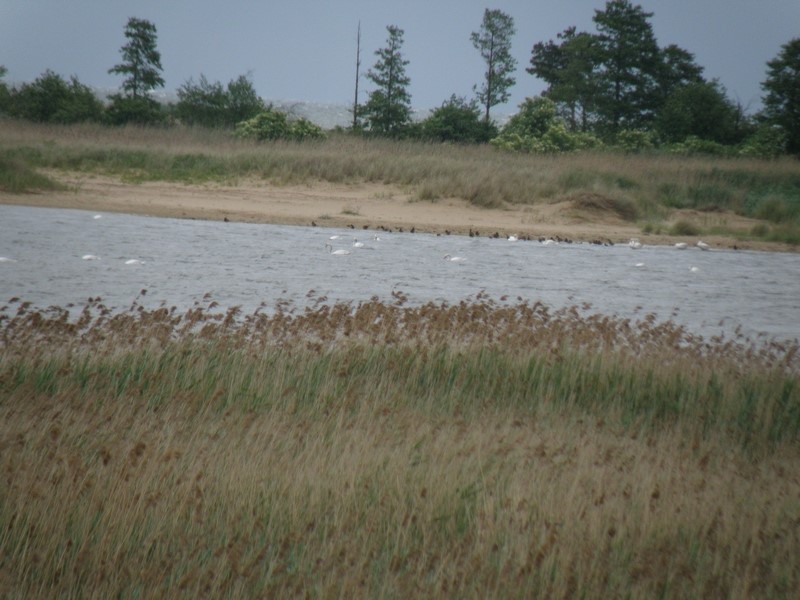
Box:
left=1, top=171, right=793, bottom=252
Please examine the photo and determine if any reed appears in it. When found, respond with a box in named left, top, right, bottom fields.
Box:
left=2, top=119, right=799, bottom=240
left=1, top=296, right=799, bottom=598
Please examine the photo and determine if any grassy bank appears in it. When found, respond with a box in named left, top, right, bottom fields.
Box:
left=1, top=119, right=799, bottom=245
left=1, top=297, right=799, bottom=598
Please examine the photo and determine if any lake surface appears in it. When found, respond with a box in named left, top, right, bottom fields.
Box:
left=1, top=204, right=799, bottom=342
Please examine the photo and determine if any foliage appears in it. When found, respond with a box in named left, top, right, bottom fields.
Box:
left=471, top=8, right=517, bottom=124
left=419, top=95, right=495, bottom=143
left=176, top=74, right=265, bottom=128
left=108, top=17, right=165, bottom=100
left=666, top=136, right=731, bottom=157
left=104, top=93, right=165, bottom=126
left=615, top=129, right=655, bottom=153
left=656, top=81, right=739, bottom=144
left=0, top=65, right=9, bottom=114
left=738, top=125, right=788, bottom=159
left=5, top=70, right=103, bottom=124
left=363, top=25, right=412, bottom=136
left=234, top=107, right=325, bottom=142
left=760, top=37, right=800, bottom=155
left=528, top=27, right=598, bottom=132
left=491, top=96, right=603, bottom=153
left=592, top=0, right=663, bottom=134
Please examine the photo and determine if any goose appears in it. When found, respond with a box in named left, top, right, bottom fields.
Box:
left=696, top=240, right=710, bottom=251
left=82, top=254, right=100, bottom=260
left=628, top=238, right=643, bottom=249
left=325, top=243, right=351, bottom=256
left=674, top=242, right=688, bottom=250
left=443, top=254, right=466, bottom=263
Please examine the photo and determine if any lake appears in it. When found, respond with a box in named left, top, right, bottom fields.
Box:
left=1, top=204, right=798, bottom=342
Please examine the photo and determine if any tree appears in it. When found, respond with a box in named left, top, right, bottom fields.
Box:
left=352, top=21, right=362, bottom=130
left=176, top=74, right=264, bottom=128
left=420, top=95, right=495, bottom=143
left=8, top=70, right=103, bottom=123
left=761, top=37, right=800, bottom=155
left=363, top=25, right=412, bottom=136
left=656, top=44, right=704, bottom=100
left=656, top=80, right=738, bottom=144
left=528, top=27, right=598, bottom=131
left=471, top=9, right=517, bottom=124
left=0, top=66, right=10, bottom=114
left=109, top=17, right=165, bottom=99
left=107, top=17, right=165, bottom=125
left=592, top=0, right=662, bottom=134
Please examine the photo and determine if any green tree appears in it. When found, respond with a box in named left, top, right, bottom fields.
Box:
left=471, top=9, right=517, bottom=124
left=109, top=17, right=165, bottom=99
left=657, top=44, right=704, bottom=100
left=421, top=95, right=495, bottom=143
left=592, top=0, right=662, bottom=134
left=176, top=74, right=264, bottom=128
left=656, top=80, right=738, bottom=144
left=363, top=25, right=412, bottom=136
left=761, top=37, right=800, bottom=155
left=528, top=27, right=598, bottom=131
left=0, top=66, right=10, bottom=114
left=8, top=70, right=103, bottom=123
left=107, top=17, right=165, bottom=125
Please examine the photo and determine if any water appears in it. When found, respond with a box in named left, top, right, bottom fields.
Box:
left=1, top=204, right=799, bottom=342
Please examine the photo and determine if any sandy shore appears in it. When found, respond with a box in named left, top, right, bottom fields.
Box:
left=1, top=171, right=789, bottom=251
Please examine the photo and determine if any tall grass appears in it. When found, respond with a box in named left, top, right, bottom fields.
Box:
left=1, top=296, right=799, bottom=597
left=2, top=119, right=799, bottom=241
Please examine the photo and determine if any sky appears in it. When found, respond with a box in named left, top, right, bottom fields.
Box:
left=1, top=0, right=797, bottom=116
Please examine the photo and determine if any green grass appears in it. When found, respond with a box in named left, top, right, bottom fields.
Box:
left=1, top=297, right=799, bottom=598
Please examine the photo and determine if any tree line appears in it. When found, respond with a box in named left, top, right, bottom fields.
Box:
left=0, top=2, right=797, bottom=156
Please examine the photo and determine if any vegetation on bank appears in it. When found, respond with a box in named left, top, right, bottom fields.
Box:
left=1, top=294, right=799, bottom=598
left=1, top=119, right=799, bottom=245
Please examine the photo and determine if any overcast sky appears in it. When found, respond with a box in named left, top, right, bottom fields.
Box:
left=1, top=0, right=797, bottom=115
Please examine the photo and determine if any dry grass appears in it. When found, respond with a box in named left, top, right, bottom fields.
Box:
left=2, top=119, right=799, bottom=235
left=1, top=296, right=799, bottom=598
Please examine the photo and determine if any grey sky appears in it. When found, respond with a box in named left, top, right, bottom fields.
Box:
left=1, top=0, right=797, bottom=115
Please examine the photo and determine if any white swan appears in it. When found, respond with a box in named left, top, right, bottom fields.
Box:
left=124, top=259, right=145, bottom=265
left=82, top=254, right=100, bottom=261
left=628, top=238, right=643, bottom=249
left=690, top=266, right=700, bottom=273
left=352, top=238, right=365, bottom=248
left=93, top=215, right=102, bottom=220
left=696, top=240, right=710, bottom=251
left=443, top=254, right=466, bottom=263
left=329, top=234, right=344, bottom=240
left=325, top=243, right=351, bottom=256
left=0, top=257, right=17, bottom=263
left=541, top=238, right=557, bottom=246
left=674, top=242, right=688, bottom=250
left=507, top=234, right=519, bottom=242
left=372, top=234, right=382, bottom=241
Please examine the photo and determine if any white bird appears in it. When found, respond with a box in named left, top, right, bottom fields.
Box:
left=0, top=257, right=16, bottom=263
left=352, top=238, right=365, bottom=248
left=635, top=262, right=645, bottom=268
left=507, top=234, right=519, bottom=242
left=541, top=238, right=557, bottom=246
left=325, top=243, right=351, bottom=256
left=629, top=238, right=643, bottom=249
left=82, top=254, right=100, bottom=260
left=124, top=259, right=145, bottom=265
left=93, top=215, right=103, bottom=220
left=329, top=234, right=344, bottom=240
left=443, top=254, right=466, bottom=263
left=372, top=234, right=382, bottom=241
left=696, top=240, right=710, bottom=251
left=690, top=266, right=700, bottom=273
left=674, top=242, right=688, bottom=250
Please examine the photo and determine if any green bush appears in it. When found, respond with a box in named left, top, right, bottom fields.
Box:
left=235, top=108, right=325, bottom=142
left=614, top=129, right=654, bottom=153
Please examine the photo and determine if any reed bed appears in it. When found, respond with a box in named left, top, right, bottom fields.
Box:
left=2, top=119, right=799, bottom=241
left=1, top=295, right=799, bottom=598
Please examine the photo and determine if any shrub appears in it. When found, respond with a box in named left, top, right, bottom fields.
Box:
left=669, top=219, right=701, bottom=236
left=235, top=108, right=325, bottom=142
left=614, top=129, right=654, bottom=153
